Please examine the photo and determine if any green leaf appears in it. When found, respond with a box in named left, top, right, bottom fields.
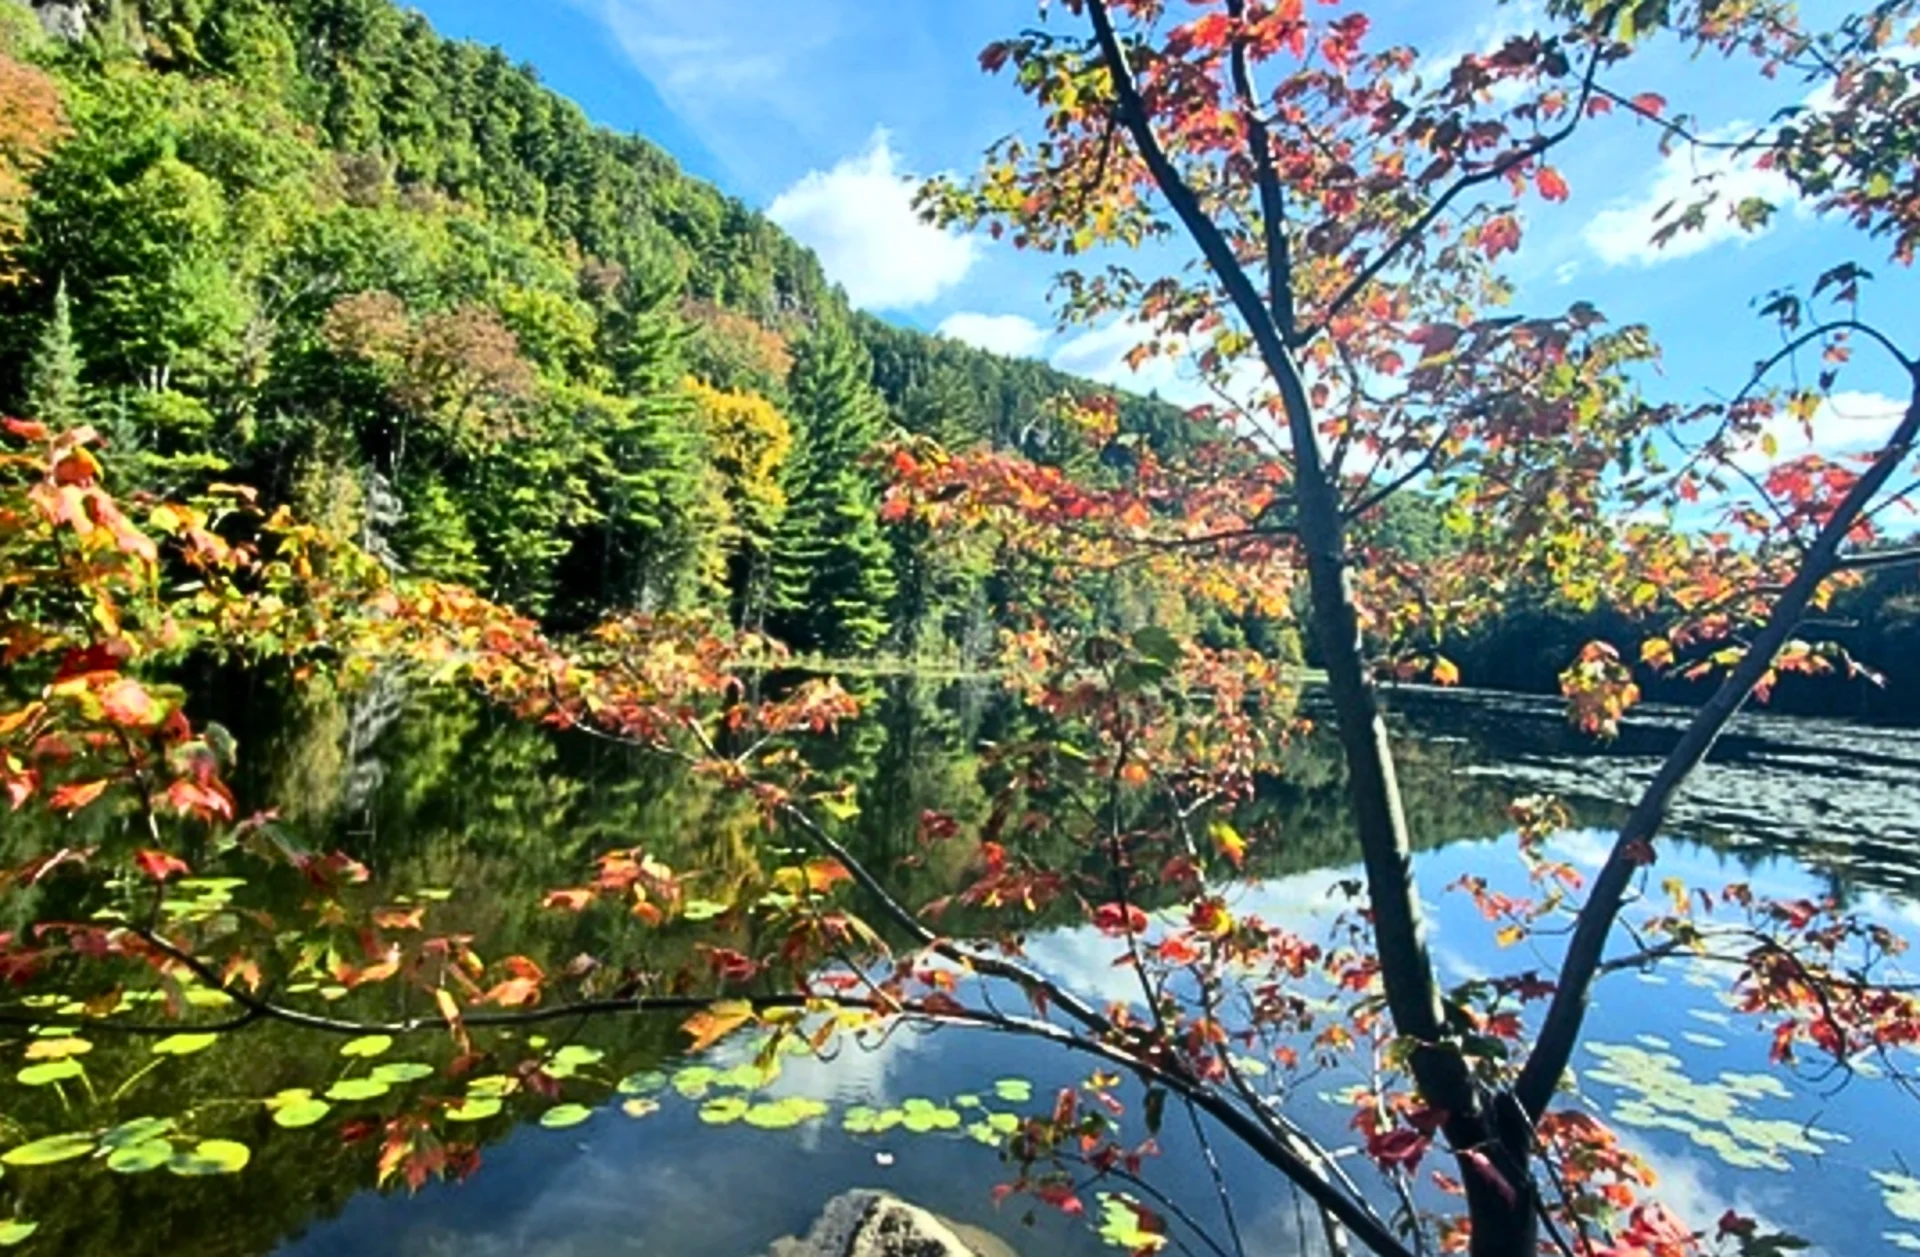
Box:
left=340, top=1034, right=393, bottom=1058
left=17, top=1059, right=84, bottom=1086
left=101, top=1117, right=174, bottom=1150
left=151, top=1033, right=219, bottom=1056
left=0, top=1221, right=38, bottom=1247
left=741, top=1097, right=828, bottom=1130
left=325, top=1077, right=391, bottom=1102
left=271, top=1097, right=332, bottom=1129
left=370, top=1062, right=434, bottom=1085
left=168, top=1139, right=251, bottom=1176
left=620, top=1098, right=660, bottom=1119
left=698, top=1096, right=749, bottom=1125
left=992, top=1078, right=1032, bottom=1103
left=680, top=899, right=730, bottom=921
left=539, top=1104, right=593, bottom=1130
left=444, top=1097, right=502, bottom=1123
left=616, top=1070, right=667, bottom=1097
left=2, top=1133, right=96, bottom=1166
left=106, top=1141, right=174, bottom=1174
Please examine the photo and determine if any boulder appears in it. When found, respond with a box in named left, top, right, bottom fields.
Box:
left=765, top=1190, right=1019, bottom=1257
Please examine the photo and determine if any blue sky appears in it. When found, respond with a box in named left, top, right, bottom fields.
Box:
left=411, top=0, right=1915, bottom=470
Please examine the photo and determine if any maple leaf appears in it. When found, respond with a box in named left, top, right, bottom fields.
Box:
left=682, top=999, right=756, bottom=1052
left=1366, top=1127, right=1431, bottom=1172
left=1536, top=166, right=1570, bottom=202
left=49, top=779, right=109, bottom=813
left=133, top=848, right=190, bottom=882
left=99, top=678, right=157, bottom=728
left=1208, top=819, right=1247, bottom=868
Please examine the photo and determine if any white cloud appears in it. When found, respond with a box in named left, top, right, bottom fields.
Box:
left=936, top=312, right=1050, bottom=359
left=1584, top=126, right=1802, bottom=267
left=767, top=131, right=979, bottom=311
left=1736, top=390, right=1909, bottom=469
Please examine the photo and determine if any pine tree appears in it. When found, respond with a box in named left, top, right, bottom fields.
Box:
left=769, top=322, right=897, bottom=656
left=24, top=278, right=84, bottom=428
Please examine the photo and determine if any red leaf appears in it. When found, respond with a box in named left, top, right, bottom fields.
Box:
left=1536, top=166, right=1570, bottom=203
left=1365, top=1127, right=1431, bottom=1171
left=1092, top=901, right=1149, bottom=936
left=48, top=779, right=110, bottom=814
left=134, top=849, right=190, bottom=882
left=1630, top=92, right=1667, bottom=117
left=100, top=678, right=157, bottom=728
left=2, top=418, right=49, bottom=442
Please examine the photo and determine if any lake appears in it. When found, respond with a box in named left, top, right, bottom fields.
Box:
left=2, top=676, right=1917, bottom=1257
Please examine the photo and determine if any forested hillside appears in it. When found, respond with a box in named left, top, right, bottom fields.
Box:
left=0, top=0, right=1192, bottom=656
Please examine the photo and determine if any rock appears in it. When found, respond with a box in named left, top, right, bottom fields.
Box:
left=30, top=1, right=87, bottom=42
left=765, top=1190, right=1019, bottom=1257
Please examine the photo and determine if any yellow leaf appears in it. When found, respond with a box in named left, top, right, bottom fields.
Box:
left=1640, top=638, right=1675, bottom=668
left=1431, top=657, right=1461, bottom=687
left=1495, top=925, right=1526, bottom=948
left=682, top=999, right=755, bottom=1054
left=1209, top=820, right=1247, bottom=869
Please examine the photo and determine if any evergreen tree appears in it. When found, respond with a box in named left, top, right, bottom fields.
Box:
left=769, top=322, right=897, bottom=656
left=23, top=278, right=83, bottom=427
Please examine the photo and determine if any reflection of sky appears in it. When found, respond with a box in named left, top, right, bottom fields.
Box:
left=281, top=831, right=1920, bottom=1256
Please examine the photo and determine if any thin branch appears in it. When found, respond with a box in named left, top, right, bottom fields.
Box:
left=1516, top=374, right=1920, bottom=1119
left=1224, top=0, right=1297, bottom=343
left=1302, top=45, right=1605, bottom=344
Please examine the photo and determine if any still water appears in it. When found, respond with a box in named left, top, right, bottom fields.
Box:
left=3, top=677, right=1917, bottom=1256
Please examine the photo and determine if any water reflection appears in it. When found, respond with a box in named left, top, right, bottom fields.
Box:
left=2, top=676, right=1917, bottom=1256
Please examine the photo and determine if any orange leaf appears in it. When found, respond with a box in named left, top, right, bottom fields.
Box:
left=1535, top=166, right=1570, bottom=203
left=49, top=779, right=109, bottom=814
left=682, top=999, right=755, bottom=1053
left=133, top=848, right=190, bottom=882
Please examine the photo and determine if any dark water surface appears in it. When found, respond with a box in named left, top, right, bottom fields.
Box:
left=3, top=678, right=1917, bottom=1256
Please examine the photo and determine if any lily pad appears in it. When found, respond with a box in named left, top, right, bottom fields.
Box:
left=101, top=1118, right=174, bottom=1150
left=271, top=1096, right=332, bottom=1129
left=151, top=1033, right=219, bottom=1056
left=444, top=1097, right=502, bottom=1123
left=325, top=1077, right=391, bottom=1102
left=617, top=1070, right=667, bottom=1097
left=106, top=1141, right=175, bottom=1174
left=17, top=1059, right=84, bottom=1086
left=370, top=1062, right=434, bottom=1085
left=340, top=1035, right=393, bottom=1058
left=621, top=1098, right=661, bottom=1119
left=741, top=1097, right=828, bottom=1130
left=992, top=1078, right=1032, bottom=1103
left=673, top=1065, right=720, bottom=1098
left=2, top=1133, right=96, bottom=1166
left=698, top=1096, right=750, bottom=1125
left=168, top=1139, right=251, bottom=1176
left=540, top=1104, right=593, bottom=1130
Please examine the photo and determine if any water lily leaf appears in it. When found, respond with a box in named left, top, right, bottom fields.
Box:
left=25, top=1036, right=91, bottom=1060
left=698, top=1096, right=749, bottom=1125
left=340, top=1035, right=393, bottom=1058
left=168, top=1139, right=251, bottom=1176
left=987, top=1112, right=1020, bottom=1135
left=17, top=1059, right=84, bottom=1086
left=151, top=1033, right=218, bottom=1056
left=902, top=1106, right=962, bottom=1134
left=621, top=1098, right=661, bottom=1119
left=540, top=1104, right=593, bottom=1130
left=2, top=1133, right=95, bottom=1166
left=0, top=1221, right=38, bottom=1247
left=370, top=1062, right=434, bottom=1085
left=617, top=1071, right=667, bottom=1097
left=271, top=1097, right=332, bottom=1129
left=717, top=1062, right=774, bottom=1090
left=673, top=1066, right=719, bottom=1098
left=101, top=1117, right=174, bottom=1150
left=465, top=1075, right=515, bottom=1099
left=742, top=1098, right=827, bottom=1130
left=325, top=1077, right=391, bottom=1102
left=992, top=1078, right=1032, bottom=1103
left=842, top=1106, right=880, bottom=1134
left=444, top=1097, right=501, bottom=1123
left=107, top=1141, right=174, bottom=1174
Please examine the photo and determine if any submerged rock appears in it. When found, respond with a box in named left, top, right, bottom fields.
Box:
left=765, top=1190, right=1018, bottom=1257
